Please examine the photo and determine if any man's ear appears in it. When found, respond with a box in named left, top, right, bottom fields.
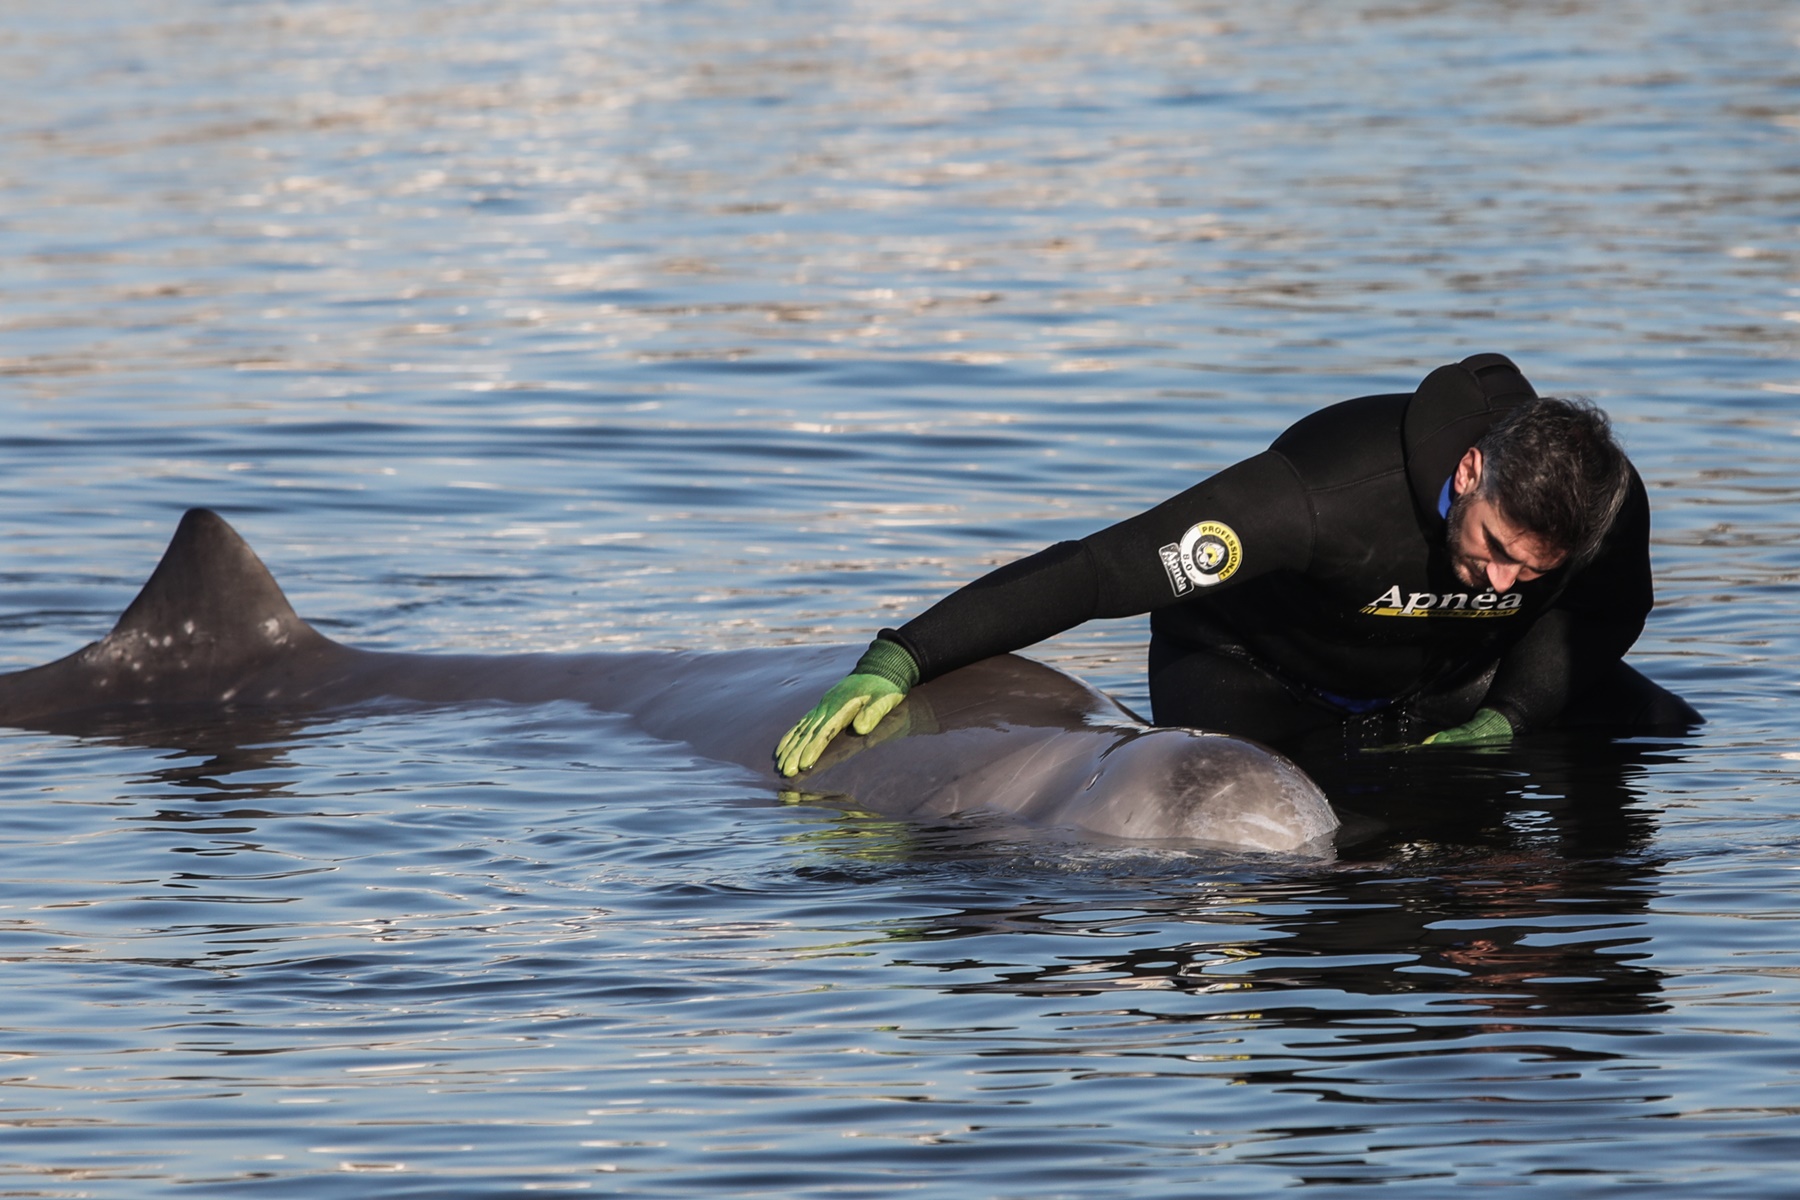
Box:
left=1452, top=447, right=1483, bottom=497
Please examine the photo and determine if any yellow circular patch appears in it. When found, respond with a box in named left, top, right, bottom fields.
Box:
left=1177, top=520, right=1242, bottom=588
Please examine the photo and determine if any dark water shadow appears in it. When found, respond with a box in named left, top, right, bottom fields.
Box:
left=1309, top=730, right=1685, bottom=861
left=29, top=703, right=341, bottom=812
left=841, top=732, right=1691, bottom=1047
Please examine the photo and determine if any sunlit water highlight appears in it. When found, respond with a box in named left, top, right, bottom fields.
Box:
left=1, top=1, right=1798, bottom=1195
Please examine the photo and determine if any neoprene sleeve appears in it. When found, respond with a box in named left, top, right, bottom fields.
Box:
left=882, top=539, right=1099, bottom=681
left=885, top=452, right=1312, bottom=682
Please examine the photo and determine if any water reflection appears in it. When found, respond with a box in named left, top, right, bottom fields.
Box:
left=1317, top=733, right=1677, bottom=856
left=3, top=0, right=1797, bottom=1188
left=41, top=703, right=1679, bottom=1044
left=0, top=691, right=1767, bottom=1192
left=877, top=736, right=1676, bottom=1041
left=33, top=707, right=337, bottom=840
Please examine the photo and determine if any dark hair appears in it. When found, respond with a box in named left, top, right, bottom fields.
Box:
left=1473, top=397, right=1630, bottom=567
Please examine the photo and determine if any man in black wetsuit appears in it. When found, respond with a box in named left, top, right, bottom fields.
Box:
left=776, top=353, right=1699, bottom=777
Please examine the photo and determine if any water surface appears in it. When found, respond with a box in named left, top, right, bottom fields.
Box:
left=2, top=1, right=1798, bottom=1195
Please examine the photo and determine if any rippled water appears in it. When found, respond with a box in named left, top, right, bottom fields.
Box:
left=2, top=1, right=1798, bottom=1194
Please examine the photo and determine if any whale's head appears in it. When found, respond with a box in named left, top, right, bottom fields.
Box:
left=1051, top=727, right=1338, bottom=854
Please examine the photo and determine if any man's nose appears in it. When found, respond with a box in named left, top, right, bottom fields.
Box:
left=1487, top=561, right=1521, bottom=591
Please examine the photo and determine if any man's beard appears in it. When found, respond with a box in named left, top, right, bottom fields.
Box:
left=1444, top=489, right=1486, bottom=589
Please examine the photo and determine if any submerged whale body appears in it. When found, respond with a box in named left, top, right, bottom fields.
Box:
left=0, top=510, right=1338, bottom=853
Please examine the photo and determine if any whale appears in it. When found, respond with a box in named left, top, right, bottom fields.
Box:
left=0, top=509, right=1338, bottom=853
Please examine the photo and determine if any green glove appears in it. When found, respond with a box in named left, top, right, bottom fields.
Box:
left=1420, top=706, right=1514, bottom=748
left=776, top=639, right=920, bottom=777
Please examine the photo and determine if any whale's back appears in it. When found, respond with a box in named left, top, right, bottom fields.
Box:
left=0, top=509, right=1338, bottom=854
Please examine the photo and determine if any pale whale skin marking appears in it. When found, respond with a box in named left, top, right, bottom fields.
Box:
left=0, top=510, right=1339, bottom=853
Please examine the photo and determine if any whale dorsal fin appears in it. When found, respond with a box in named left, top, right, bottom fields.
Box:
left=87, top=508, right=333, bottom=683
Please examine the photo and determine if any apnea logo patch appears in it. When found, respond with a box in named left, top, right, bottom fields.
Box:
left=1361, top=585, right=1523, bottom=618
left=1159, top=520, right=1242, bottom=596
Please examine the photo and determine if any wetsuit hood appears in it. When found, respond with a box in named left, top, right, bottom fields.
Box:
left=1403, top=352, right=1538, bottom=531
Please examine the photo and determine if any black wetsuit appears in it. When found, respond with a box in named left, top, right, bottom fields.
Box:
left=881, top=353, right=1696, bottom=746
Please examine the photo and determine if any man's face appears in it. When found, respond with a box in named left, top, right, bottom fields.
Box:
left=1446, top=448, right=1567, bottom=592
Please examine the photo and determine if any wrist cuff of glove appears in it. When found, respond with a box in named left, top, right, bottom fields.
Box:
left=855, top=637, right=919, bottom=691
